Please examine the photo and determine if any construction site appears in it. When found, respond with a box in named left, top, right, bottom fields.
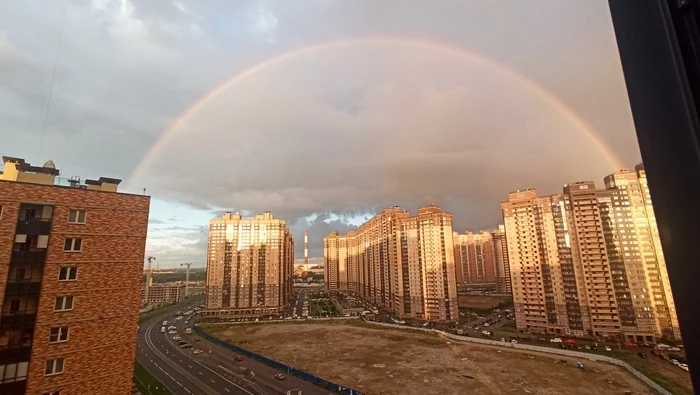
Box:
left=201, top=320, right=657, bottom=395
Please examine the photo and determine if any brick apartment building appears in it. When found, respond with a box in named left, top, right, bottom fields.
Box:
left=0, top=156, right=150, bottom=394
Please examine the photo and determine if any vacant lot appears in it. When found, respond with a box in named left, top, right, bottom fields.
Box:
left=202, top=320, right=655, bottom=395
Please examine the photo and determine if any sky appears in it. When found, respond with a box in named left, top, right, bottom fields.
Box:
left=0, top=0, right=641, bottom=267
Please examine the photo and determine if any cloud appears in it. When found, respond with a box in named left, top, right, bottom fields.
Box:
left=2, top=1, right=641, bottom=263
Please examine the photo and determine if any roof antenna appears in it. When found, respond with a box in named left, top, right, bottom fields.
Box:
left=143, top=188, right=147, bottom=195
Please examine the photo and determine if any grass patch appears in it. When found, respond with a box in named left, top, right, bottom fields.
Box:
left=608, top=351, right=692, bottom=395
left=133, top=360, right=171, bottom=395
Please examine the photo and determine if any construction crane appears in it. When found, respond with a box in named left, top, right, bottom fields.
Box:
left=145, top=256, right=156, bottom=304
left=181, top=262, right=192, bottom=299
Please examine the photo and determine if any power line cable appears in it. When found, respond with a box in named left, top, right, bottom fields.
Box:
left=38, top=0, right=69, bottom=160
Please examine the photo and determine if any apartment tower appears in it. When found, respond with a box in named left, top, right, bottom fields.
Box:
left=203, top=212, right=294, bottom=318
left=0, top=156, right=150, bottom=394
left=502, top=167, right=679, bottom=341
left=491, top=225, right=511, bottom=294
left=452, top=231, right=496, bottom=285
left=324, top=205, right=458, bottom=323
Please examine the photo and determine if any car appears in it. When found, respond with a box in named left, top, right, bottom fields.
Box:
left=637, top=352, right=647, bottom=359
left=510, top=339, right=518, bottom=344
left=550, top=338, right=562, bottom=343
left=584, top=345, right=591, bottom=350
left=501, top=338, right=506, bottom=342
left=624, top=342, right=637, bottom=347
left=275, top=374, right=285, bottom=380
left=605, top=346, right=612, bottom=351
left=194, top=337, right=200, bottom=342
left=193, top=350, right=203, bottom=355
left=235, top=356, right=243, bottom=362
left=185, top=320, right=189, bottom=324
left=168, top=331, right=177, bottom=335
left=669, top=347, right=681, bottom=352
left=181, top=344, right=193, bottom=349
left=671, top=359, right=680, bottom=366
left=168, top=326, right=177, bottom=330
left=172, top=336, right=181, bottom=341
left=679, top=363, right=689, bottom=372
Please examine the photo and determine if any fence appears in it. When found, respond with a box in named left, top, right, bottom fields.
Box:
left=364, top=321, right=672, bottom=395
left=193, top=325, right=365, bottom=395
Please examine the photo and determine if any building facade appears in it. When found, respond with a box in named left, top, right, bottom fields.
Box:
left=324, top=205, right=458, bottom=323
left=453, top=231, right=496, bottom=286
left=502, top=166, right=679, bottom=341
left=203, top=212, right=293, bottom=318
left=0, top=156, right=150, bottom=395
left=491, top=225, right=511, bottom=294
left=141, top=282, right=186, bottom=305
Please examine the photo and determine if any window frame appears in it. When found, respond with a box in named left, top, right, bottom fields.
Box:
left=48, top=327, right=69, bottom=343
left=58, top=267, right=78, bottom=282
left=44, top=358, right=64, bottom=376
left=67, top=210, right=86, bottom=224
left=53, top=296, right=74, bottom=312
left=62, top=238, right=82, bottom=252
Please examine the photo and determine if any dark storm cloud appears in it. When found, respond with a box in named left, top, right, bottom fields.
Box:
left=2, top=0, right=640, bottom=262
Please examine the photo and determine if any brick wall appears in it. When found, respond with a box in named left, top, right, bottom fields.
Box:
left=0, top=180, right=149, bottom=395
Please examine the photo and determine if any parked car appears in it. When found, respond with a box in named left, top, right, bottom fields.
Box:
left=624, top=342, right=637, bottom=347
left=584, top=345, right=591, bottom=350
left=637, top=352, right=647, bottom=359
left=550, top=338, right=562, bottom=343
left=275, top=374, right=285, bottom=380
left=605, top=346, right=612, bottom=352
left=671, top=359, right=680, bottom=366
left=181, top=344, right=192, bottom=349
left=193, top=350, right=203, bottom=355
left=235, top=356, right=244, bottom=362
left=679, top=363, right=689, bottom=372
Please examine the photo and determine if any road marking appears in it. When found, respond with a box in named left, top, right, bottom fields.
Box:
left=210, top=379, right=215, bottom=384
left=176, top=381, right=182, bottom=387
left=199, top=372, right=203, bottom=375
left=185, top=389, right=191, bottom=394
left=224, top=389, right=230, bottom=393
left=188, top=365, right=193, bottom=369
left=180, top=359, right=183, bottom=363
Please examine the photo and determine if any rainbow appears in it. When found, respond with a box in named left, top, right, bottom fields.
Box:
left=129, top=37, right=623, bottom=185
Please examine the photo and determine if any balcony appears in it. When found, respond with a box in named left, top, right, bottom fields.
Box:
left=3, top=283, right=42, bottom=298
left=9, top=251, right=46, bottom=265
left=0, top=314, right=37, bottom=330
left=15, top=219, right=52, bottom=235
left=0, top=346, right=32, bottom=364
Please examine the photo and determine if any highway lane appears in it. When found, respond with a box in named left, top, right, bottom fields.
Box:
left=171, top=314, right=329, bottom=395
left=145, top=318, right=259, bottom=395
left=137, top=305, right=261, bottom=395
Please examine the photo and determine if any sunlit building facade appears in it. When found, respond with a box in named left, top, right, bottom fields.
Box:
left=453, top=231, right=496, bottom=285
left=502, top=166, right=679, bottom=341
left=203, top=212, right=294, bottom=318
left=325, top=205, right=458, bottom=322
left=491, top=225, right=511, bottom=294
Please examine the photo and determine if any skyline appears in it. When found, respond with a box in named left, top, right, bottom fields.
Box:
left=1, top=0, right=641, bottom=266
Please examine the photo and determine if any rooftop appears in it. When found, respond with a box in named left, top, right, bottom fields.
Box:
left=0, top=156, right=123, bottom=193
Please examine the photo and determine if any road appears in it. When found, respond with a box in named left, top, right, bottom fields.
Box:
left=292, top=291, right=308, bottom=318
left=137, top=303, right=329, bottom=395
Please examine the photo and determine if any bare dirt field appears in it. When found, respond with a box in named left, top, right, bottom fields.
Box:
left=457, top=294, right=511, bottom=309
left=202, top=320, right=655, bottom=395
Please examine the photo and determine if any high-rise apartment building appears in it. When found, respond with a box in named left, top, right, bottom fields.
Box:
left=502, top=166, right=679, bottom=341
left=453, top=231, right=496, bottom=285
left=491, top=225, right=511, bottom=294
left=325, top=205, right=458, bottom=323
left=203, top=212, right=293, bottom=318
left=0, top=156, right=150, bottom=395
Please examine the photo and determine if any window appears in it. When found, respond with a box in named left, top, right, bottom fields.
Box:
left=0, top=361, right=29, bottom=383
left=49, top=327, right=69, bottom=343
left=0, top=204, right=3, bottom=218
left=42, top=392, right=60, bottom=395
left=53, top=296, right=73, bottom=312
left=58, top=267, right=77, bottom=281
left=44, top=359, right=64, bottom=376
left=67, top=210, right=86, bottom=224
left=9, top=299, right=20, bottom=314
left=63, top=238, right=82, bottom=252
